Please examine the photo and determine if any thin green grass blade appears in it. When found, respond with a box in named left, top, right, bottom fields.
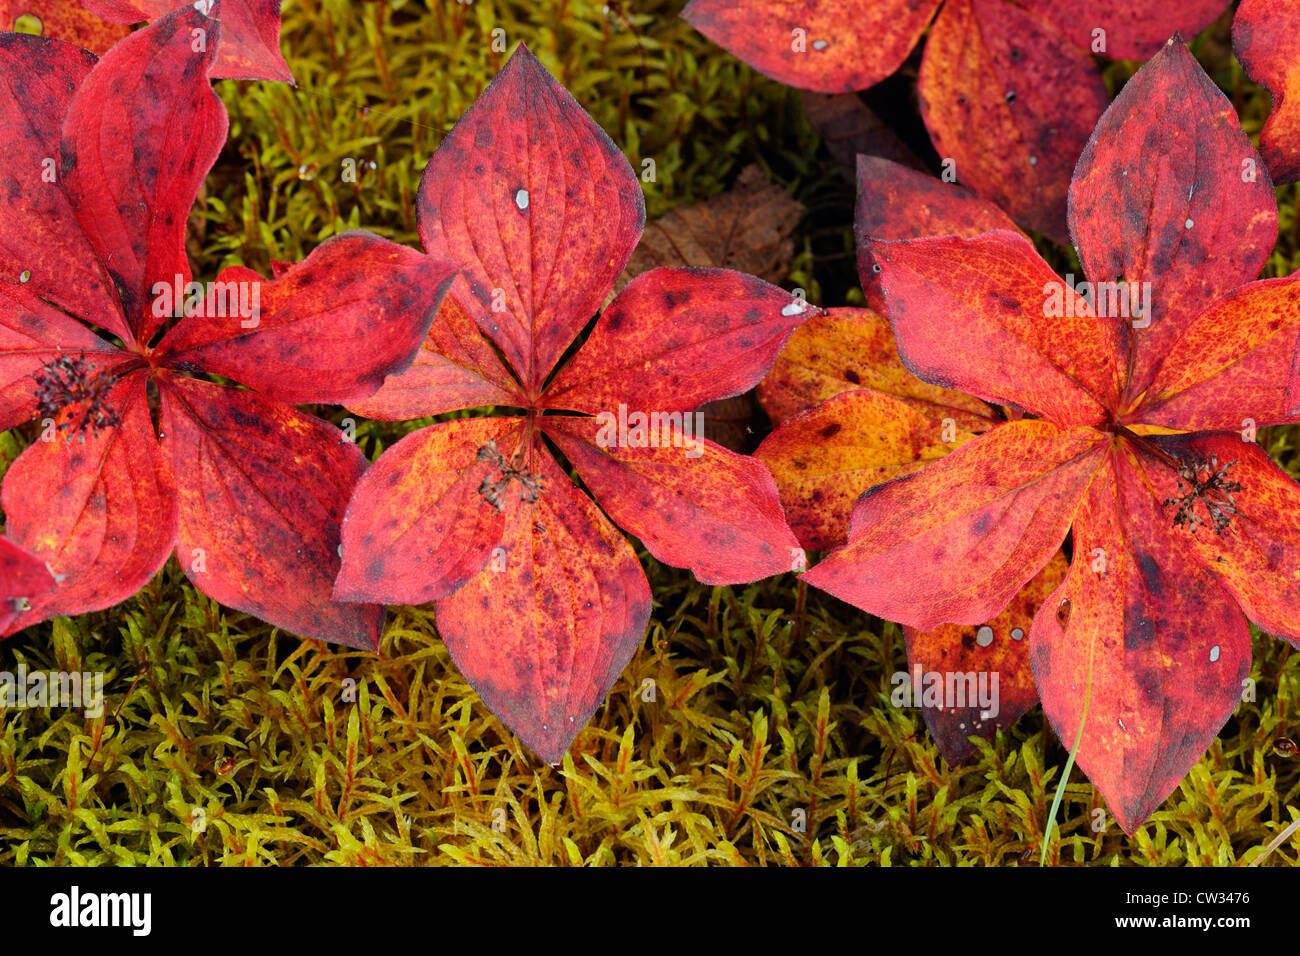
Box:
left=1041, top=630, right=1096, bottom=866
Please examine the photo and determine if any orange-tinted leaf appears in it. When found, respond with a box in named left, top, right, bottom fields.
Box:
left=60, top=2, right=227, bottom=344
left=434, top=449, right=651, bottom=764
left=1029, top=451, right=1250, bottom=834
left=802, top=420, right=1107, bottom=629
left=158, top=375, right=383, bottom=649
left=82, top=0, right=293, bottom=82
left=1234, top=0, right=1300, bottom=184
left=0, top=535, right=55, bottom=636
left=0, top=0, right=129, bottom=55
left=0, top=32, right=127, bottom=341
left=544, top=415, right=802, bottom=585
left=757, top=306, right=993, bottom=425
left=873, top=231, right=1124, bottom=425
left=416, top=43, right=644, bottom=392
left=918, top=0, right=1108, bottom=241
left=333, top=416, right=519, bottom=606
left=156, top=231, right=457, bottom=405
left=347, top=278, right=525, bottom=420
left=544, top=267, right=814, bottom=415
left=854, top=156, right=1019, bottom=313
left=1, top=371, right=177, bottom=629
left=0, top=279, right=124, bottom=430
left=1069, top=38, right=1277, bottom=399
left=756, top=388, right=992, bottom=551
left=1134, top=431, right=1300, bottom=647
left=903, top=551, right=1067, bottom=765
left=1135, top=278, right=1300, bottom=430
left=1018, top=0, right=1228, bottom=61
left=681, top=0, right=941, bottom=94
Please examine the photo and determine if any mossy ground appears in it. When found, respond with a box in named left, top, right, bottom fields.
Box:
left=1, top=0, right=1297, bottom=866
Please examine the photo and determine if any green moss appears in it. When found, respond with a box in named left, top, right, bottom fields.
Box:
left=2, top=0, right=1298, bottom=866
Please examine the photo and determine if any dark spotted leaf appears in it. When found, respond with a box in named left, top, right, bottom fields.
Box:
left=0, top=12, right=443, bottom=645
left=82, top=0, right=293, bottom=82
left=336, top=45, right=809, bottom=762
left=0, top=534, right=54, bottom=634
left=155, top=231, right=456, bottom=406
left=1233, top=0, right=1300, bottom=184
left=904, top=551, right=1067, bottom=764
left=159, top=375, right=385, bottom=650
left=803, top=45, right=1298, bottom=832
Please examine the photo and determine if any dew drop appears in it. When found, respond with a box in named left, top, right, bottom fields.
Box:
left=1274, top=737, right=1297, bottom=758
left=1010, top=627, right=1025, bottom=641
left=1004, top=91, right=1016, bottom=103
left=1028, top=156, right=1038, bottom=166
left=515, top=188, right=529, bottom=210
left=1056, top=598, right=1072, bottom=627
left=1184, top=218, right=1194, bottom=229
left=781, top=299, right=807, bottom=317
left=1209, top=644, right=1220, bottom=662
left=872, top=263, right=882, bottom=273
left=19, top=269, right=31, bottom=283
left=812, top=39, right=829, bottom=51
left=976, top=625, right=994, bottom=647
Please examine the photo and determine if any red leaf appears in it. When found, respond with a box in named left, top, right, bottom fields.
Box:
left=333, top=416, right=518, bottom=606
left=82, top=0, right=293, bottom=82
left=802, top=421, right=1107, bottom=630
left=1133, top=432, right=1300, bottom=647
left=416, top=43, right=644, bottom=394
left=434, top=448, right=651, bottom=764
left=158, top=375, right=383, bottom=649
left=903, top=551, right=1067, bottom=765
left=347, top=278, right=525, bottom=421
left=543, top=267, right=815, bottom=415
left=1069, top=37, right=1277, bottom=399
left=681, top=0, right=941, bottom=94
left=544, top=415, right=802, bottom=586
left=0, top=279, right=125, bottom=430
left=1018, top=0, right=1228, bottom=61
left=1029, top=450, right=1250, bottom=835
left=854, top=156, right=1019, bottom=313
left=60, top=1, right=227, bottom=345
left=918, top=0, right=1108, bottom=242
left=0, top=0, right=129, bottom=54
left=0, top=535, right=55, bottom=636
left=1, top=371, right=178, bottom=629
left=1233, top=0, right=1300, bottom=184
left=873, top=231, right=1125, bottom=425
left=1136, top=278, right=1300, bottom=430
left=0, top=32, right=129, bottom=341
left=155, top=231, right=457, bottom=405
